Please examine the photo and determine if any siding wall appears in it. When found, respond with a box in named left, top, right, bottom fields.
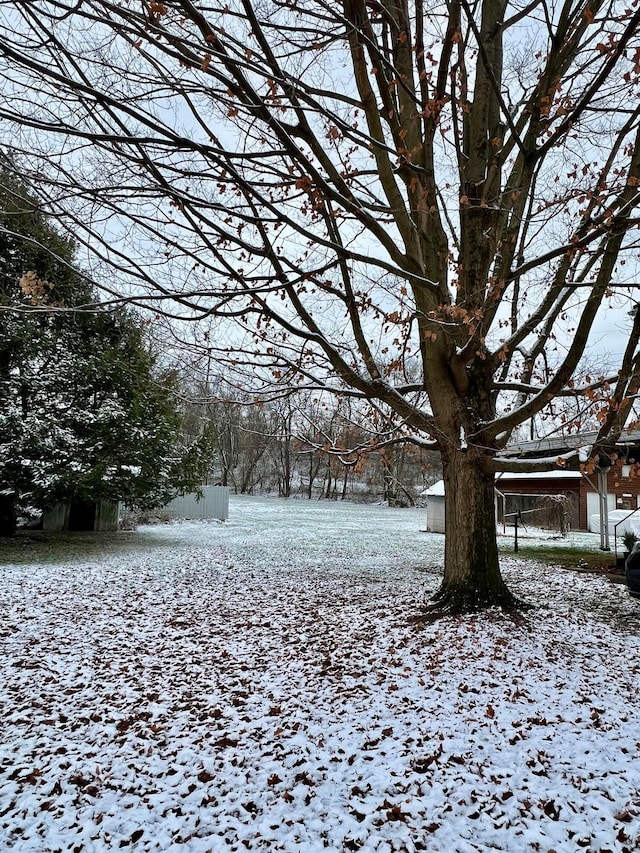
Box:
left=95, top=500, right=120, bottom=531
left=42, top=503, right=69, bottom=532
left=42, top=500, right=120, bottom=531
left=163, top=486, right=230, bottom=521
left=426, top=496, right=445, bottom=533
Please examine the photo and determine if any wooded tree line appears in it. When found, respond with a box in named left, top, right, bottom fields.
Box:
left=181, top=388, right=441, bottom=502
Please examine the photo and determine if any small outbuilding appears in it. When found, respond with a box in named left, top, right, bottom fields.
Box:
left=495, top=470, right=583, bottom=530
left=424, top=480, right=445, bottom=533
left=42, top=499, right=121, bottom=532
left=162, top=485, right=230, bottom=521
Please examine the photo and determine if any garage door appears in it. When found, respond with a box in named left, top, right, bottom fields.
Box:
left=586, top=491, right=616, bottom=531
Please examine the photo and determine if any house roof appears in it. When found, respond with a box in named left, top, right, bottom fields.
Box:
left=501, top=429, right=640, bottom=458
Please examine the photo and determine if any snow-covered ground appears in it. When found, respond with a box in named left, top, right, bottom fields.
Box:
left=1, top=495, right=639, bottom=853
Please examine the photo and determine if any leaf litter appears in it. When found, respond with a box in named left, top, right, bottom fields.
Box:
left=1, top=495, right=639, bottom=852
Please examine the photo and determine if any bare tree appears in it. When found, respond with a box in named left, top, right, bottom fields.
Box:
left=266, top=398, right=297, bottom=497
left=1, top=0, right=640, bottom=611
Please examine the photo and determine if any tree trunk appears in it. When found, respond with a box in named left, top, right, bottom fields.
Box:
left=324, top=468, right=332, bottom=499
left=307, top=454, right=315, bottom=499
left=431, top=449, right=517, bottom=614
left=279, top=436, right=291, bottom=497
left=341, top=468, right=349, bottom=500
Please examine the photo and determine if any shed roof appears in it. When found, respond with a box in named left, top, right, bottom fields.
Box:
left=496, top=470, right=583, bottom=481
left=424, top=469, right=583, bottom=498
left=423, top=481, right=445, bottom=497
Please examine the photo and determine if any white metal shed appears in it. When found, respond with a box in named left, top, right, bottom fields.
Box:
left=424, top=480, right=445, bottom=533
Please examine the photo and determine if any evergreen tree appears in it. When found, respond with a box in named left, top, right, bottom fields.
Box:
left=0, top=169, right=209, bottom=534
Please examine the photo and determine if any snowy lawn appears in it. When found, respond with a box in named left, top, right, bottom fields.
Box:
left=1, top=495, right=640, bottom=853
